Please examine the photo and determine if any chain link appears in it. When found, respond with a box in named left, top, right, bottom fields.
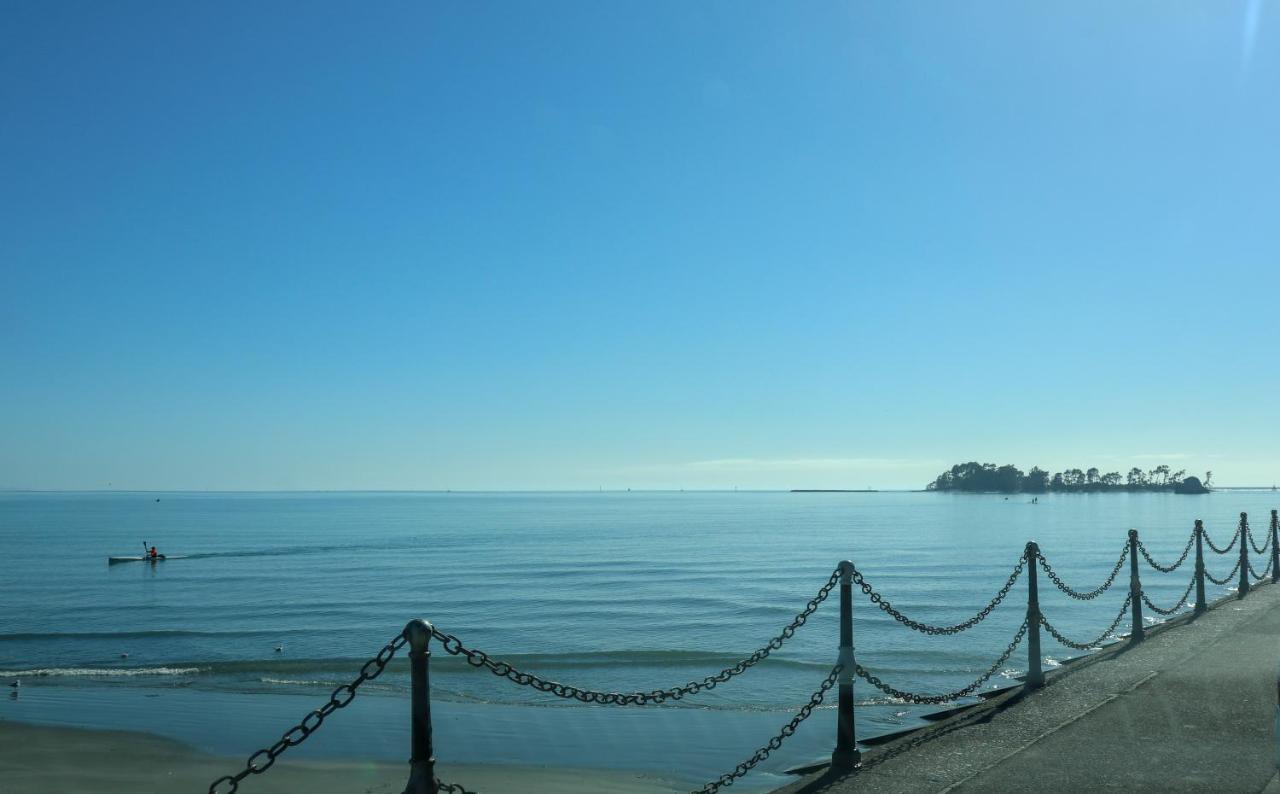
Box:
left=1203, top=557, right=1241, bottom=585
left=431, top=568, right=840, bottom=706
left=851, top=555, right=1025, bottom=635
left=1038, top=543, right=1128, bottom=600
left=1039, top=594, right=1132, bottom=650
left=1202, top=525, right=1240, bottom=555
left=855, top=619, right=1028, bottom=705
left=1141, top=575, right=1197, bottom=616
left=1247, top=519, right=1272, bottom=556
left=436, top=779, right=478, bottom=794
left=1248, top=554, right=1274, bottom=582
left=208, top=631, right=408, bottom=794
left=1137, top=531, right=1195, bottom=574
left=693, top=664, right=841, bottom=794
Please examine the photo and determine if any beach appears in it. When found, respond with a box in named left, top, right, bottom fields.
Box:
left=2, top=490, right=1272, bottom=790
left=0, top=720, right=681, bottom=794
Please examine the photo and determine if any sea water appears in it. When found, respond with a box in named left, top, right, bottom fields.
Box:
left=0, top=490, right=1274, bottom=790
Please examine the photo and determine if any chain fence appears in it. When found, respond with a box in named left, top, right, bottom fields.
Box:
left=692, top=664, right=841, bottom=794
left=429, top=567, right=839, bottom=706
left=1038, top=594, right=1133, bottom=651
left=1038, top=543, right=1128, bottom=600
left=1141, top=575, right=1197, bottom=616
left=208, top=632, right=408, bottom=794
left=1248, top=555, right=1274, bottom=582
left=841, top=555, right=1026, bottom=636
left=1247, top=521, right=1272, bottom=556
left=1204, top=558, right=1242, bottom=585
left=1137, top=531, right=1195, bottom=573
left=1202, top=525, right=1240, bottom=555
left=854, top=620, right=1029, bottom=705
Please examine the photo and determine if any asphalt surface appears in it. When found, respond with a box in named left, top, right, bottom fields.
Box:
left=775, top=576, right=1280, bottom=793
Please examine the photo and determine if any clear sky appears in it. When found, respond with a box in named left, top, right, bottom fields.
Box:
left=2, top=1, right=1277, bottom=491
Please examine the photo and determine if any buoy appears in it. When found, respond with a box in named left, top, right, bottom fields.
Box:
left=120, top=653, right=129, bottom=659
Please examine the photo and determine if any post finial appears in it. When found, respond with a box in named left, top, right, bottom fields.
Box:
left=403, top=619, right=433, bottom=652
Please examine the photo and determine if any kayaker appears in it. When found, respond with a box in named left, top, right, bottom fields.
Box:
left=149, top=546, right=158, bottom=559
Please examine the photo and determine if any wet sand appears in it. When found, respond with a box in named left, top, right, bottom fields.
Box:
left=0, top=720, right=682, bottom=793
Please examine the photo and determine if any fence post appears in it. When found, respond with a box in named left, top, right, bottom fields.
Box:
left=1194, top=520, right=1206, bottom=616
left=1238, top=512, right=1250, bottom=599
left=831, top=560, right=860, bottom=770
left=1271, top=510, right=1279, bottom=585
left=1128, top=530, right=1144, bottom=643
left=1024, top=542, right=1044, bottom=688
left=404, top=619, right=438, bottom=794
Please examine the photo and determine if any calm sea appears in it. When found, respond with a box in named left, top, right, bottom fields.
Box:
left=0, top=490, right=1274, bottom=790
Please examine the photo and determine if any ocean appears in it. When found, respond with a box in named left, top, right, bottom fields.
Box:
left=1, top=490, right=1274, bottom=791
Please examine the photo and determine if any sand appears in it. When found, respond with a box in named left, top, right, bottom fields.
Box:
left=0, top=719, right=684, bottom=793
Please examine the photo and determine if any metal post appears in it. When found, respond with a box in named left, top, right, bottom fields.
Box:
left=1239, top=512, right=1250, bottom=599
left=404, top=619, right=437, bottom=794
left=831, top=560, right=860, bottom=770
left=1024, top=542, right=1044, bottom=688
left=1271, top=510, right=1279, bottom=585
left=1194, top=520, right=1206, bottom=616
left=1129, top=530, right=1144, bottom=643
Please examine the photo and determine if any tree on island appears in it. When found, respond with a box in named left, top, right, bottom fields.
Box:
left=927, top=461, right=1212, bottom=494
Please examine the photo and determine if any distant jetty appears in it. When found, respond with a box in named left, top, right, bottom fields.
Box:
left=790, top=489, right=878, bottom=493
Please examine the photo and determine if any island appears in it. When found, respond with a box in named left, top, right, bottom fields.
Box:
left=927, top=462, right=1212, bottom=494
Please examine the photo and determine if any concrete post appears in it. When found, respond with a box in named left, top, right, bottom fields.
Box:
left=1239, top=512, right=1251, bottom=599
left=1194, top=520, right=1207, bottom=616
left=404, top=619, right=437, bottom=794
left=1025, top=542, right=1044, bottom=688
left=831, top=560, right=861, bottom=770
left=1271, top=510, right=1279, bottom=585
left=1129, top=530, right=1144, bottom=643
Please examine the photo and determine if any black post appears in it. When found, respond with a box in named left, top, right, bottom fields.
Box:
left=1238, top=512, right=1250, bottom=599
left=1025, top=542, right=1044, bottom=688
left=1128, top=530, right=1144, bottom=643
left=831, top=560, right=860, bottom=770
left=1271, top=510, right=1279, bottom=585
left=404, top=619, right=437, bottom=794
left=1194, top=520, right=1206, bottom=616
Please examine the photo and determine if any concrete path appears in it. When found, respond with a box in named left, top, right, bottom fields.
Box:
left=776, top=578, right=1280, bottom=793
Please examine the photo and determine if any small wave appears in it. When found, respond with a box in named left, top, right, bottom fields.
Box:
left=258, top=677, right=336, bottom=687
left=0, top=666, right=204, bottom=678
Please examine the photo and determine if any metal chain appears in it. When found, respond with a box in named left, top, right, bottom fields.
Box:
left=1137, top=531, right=1195, bottom=574
left=436, top=780, right=478, bottom=794
left=855, top=619, right=1029, bottom=705
left=1202, top=525, right=1240, bottom=555
left=692, top=664, right=841, bottom=794
left=1248, top=554, right=1274, bottom=582
left=1247, top=520, right=1271, bottom=556
left=1141, top=575, right=1197, bottom=616
left=1038, top=543, right=1128, bottom=600
left=851, top=555, right=1025, bottom=635
left=1038, top=593, right=1133, bottom=650
left=1203, top=557, right=1242, bottom=586
left=430, top=568, right=840, bottom=706
left=208, top=632, right=408, bottom=794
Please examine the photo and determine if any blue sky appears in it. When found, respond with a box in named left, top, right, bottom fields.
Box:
left=2, top=1, right=1277, bottom=490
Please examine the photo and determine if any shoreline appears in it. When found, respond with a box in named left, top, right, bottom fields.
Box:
left=0, top=719, right=684, bottom=793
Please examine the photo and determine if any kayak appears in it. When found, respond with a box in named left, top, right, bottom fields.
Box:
left=108, top=555, right=168, bottom=564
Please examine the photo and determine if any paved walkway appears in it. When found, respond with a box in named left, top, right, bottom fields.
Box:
left=776, top=578, right=1280, bottom=793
